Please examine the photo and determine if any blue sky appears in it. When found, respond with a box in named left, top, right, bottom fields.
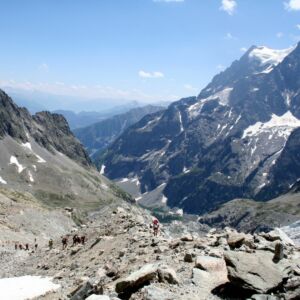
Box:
left=1, top=0, right=300, bottom=104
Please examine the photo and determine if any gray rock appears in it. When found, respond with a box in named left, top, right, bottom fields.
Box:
left=250, top=295, right=280, bottom=300
left=195, top=255, right=227, bottom=273
left=192, top=267, right=228, bottom=299
left=141, top=285, right=176, bottom=300
left=115, top=264, right=158, bottom=294
left=262, top=228, right=295, bottom=246
left=283, top=277, right=300, bottom=300
left=181, top=234, right=193, bottom=242
left=227, top=232, right=246, bottom=249
left=157, top=265, right=179, bottom=284
left=224, top=250, right=286, bottom=293
left=70, top=281, right=94, bottom=300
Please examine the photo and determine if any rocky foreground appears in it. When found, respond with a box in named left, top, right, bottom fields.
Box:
left=1, top=202, right=300, bottom=300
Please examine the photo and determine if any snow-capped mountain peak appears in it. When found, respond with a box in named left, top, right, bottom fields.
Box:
left=248, top=45, right=296, bottom=73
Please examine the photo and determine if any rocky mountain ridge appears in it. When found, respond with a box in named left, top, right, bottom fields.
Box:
left=100, top=43, right=300, bottom=215
left=0, top=89, right=131, bottom=211
left=74, top=105, right=164, bottom=159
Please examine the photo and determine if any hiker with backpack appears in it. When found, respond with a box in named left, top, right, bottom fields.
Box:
left=153, top=218, right=160, bottom=236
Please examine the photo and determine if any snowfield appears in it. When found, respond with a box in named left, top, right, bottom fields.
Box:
left=0, top=276, right=60, bottom=300
left=242, top=111, right=300, bottom=139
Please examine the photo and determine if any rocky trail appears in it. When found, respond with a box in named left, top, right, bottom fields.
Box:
left=1, top=201, right=300, bottom=300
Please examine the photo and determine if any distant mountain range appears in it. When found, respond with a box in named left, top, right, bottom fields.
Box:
left=74, top=105, right=164, bottom=158
left=99, top=43, right=300, bottom=217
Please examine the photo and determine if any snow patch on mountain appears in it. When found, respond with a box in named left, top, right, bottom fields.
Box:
left=35, top=154, right=46, bottom=163
left=0, top=275, right=60, bottom=300
left=21, top=142, right=32, bottom=151
left=0, top=176, right=7, bottom=184
left=139, top=116, right=161, bottom=131
left=131, top=177, right=140, bottom=186
left=161, top=195, right=168, bottom=204
left=28, top=170, right=34, bottom=183
left=249, top=46, right=295, bottom=73
left=20, top=141, right=46, bottom=163
left=100, top=164, right=106, bottom=175
left=282, top=90, right=295, bottom=108
left=242, top=111, right=300, bottom=139
left=188, top=87, right=233, bottom=118
left=178, top=111, right=184, bottom=132
left=10, top=156, right=25, bottom=173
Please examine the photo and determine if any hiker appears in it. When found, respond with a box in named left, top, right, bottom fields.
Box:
left=62, top=236, right=68, bottom=250
left=81, top=235, right=86, bottom=245
left=15, top=243, right=18, bottom=250
left=153, top=218, right=160, bottom=236
left=72, top=234, right=78, bottom=246
left=34, top=238, right=38, bottom=250
left=25, top=243, right=29, bottom=251
left=49, top=239, right=53, bottom=250
left=19, top=244, right=23, bottom=250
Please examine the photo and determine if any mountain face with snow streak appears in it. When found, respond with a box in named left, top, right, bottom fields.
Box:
left=0, top=90, right=131, bottom=209
left=100, top=42, right=300, bottom=214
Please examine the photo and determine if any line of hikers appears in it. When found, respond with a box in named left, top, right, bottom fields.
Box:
left=14, top=239, right=38, bottom=251
left=13, top=218, right=160, bottom=252
left=60, top=234, right=86, bottom=250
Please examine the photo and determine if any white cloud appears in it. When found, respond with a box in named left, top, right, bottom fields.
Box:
left=184, top=84, right=198, bottom=92
left=138, top=70, right=164, bottom=78
left=296, top=24, right=300, bottom=29
left=240, top=47, right=248, bottom=52
left=285, top=0, right=300, bottom=10
left=220, top=0, right=237, bottom=15
left=224, top=32, right=236, bottom=40
left=0, top=79, right=177, bottom=102
left=276, top=32, right=284, bottom=38
left=217, top=64, right=225, bottom=71
left=38, top=63, right=49, bottom=73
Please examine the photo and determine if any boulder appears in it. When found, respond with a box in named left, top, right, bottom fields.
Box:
left=115, top=264, right=158, bottom=294
left=157, top=265, right=179, bottom=284
left=261, top=228, right=295, bottom=246
left=70, top=281, right=94, bottom=300
left=251, top=295, right=280, bottom=300
left=192, top=267, right=228, bottom=299
left=181, top=234, right=194, bottom=242
left=195, top=256, right=227, bottom=273
left=224, top=250, right=286, bottom=293
left=283, top=277, right=300, bottom=300
left=141, top=285, right=176, bottom=300
left=227, top=232, right=246, bottom=249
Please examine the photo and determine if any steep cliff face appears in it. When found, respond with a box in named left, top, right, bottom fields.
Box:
left=73, top=105, right=164, bottom=159
left=0, top=89, right=131, bottom=209
left=100, top=43, right=300, bottom=214
left=0, top=89, right=91, bottom=167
